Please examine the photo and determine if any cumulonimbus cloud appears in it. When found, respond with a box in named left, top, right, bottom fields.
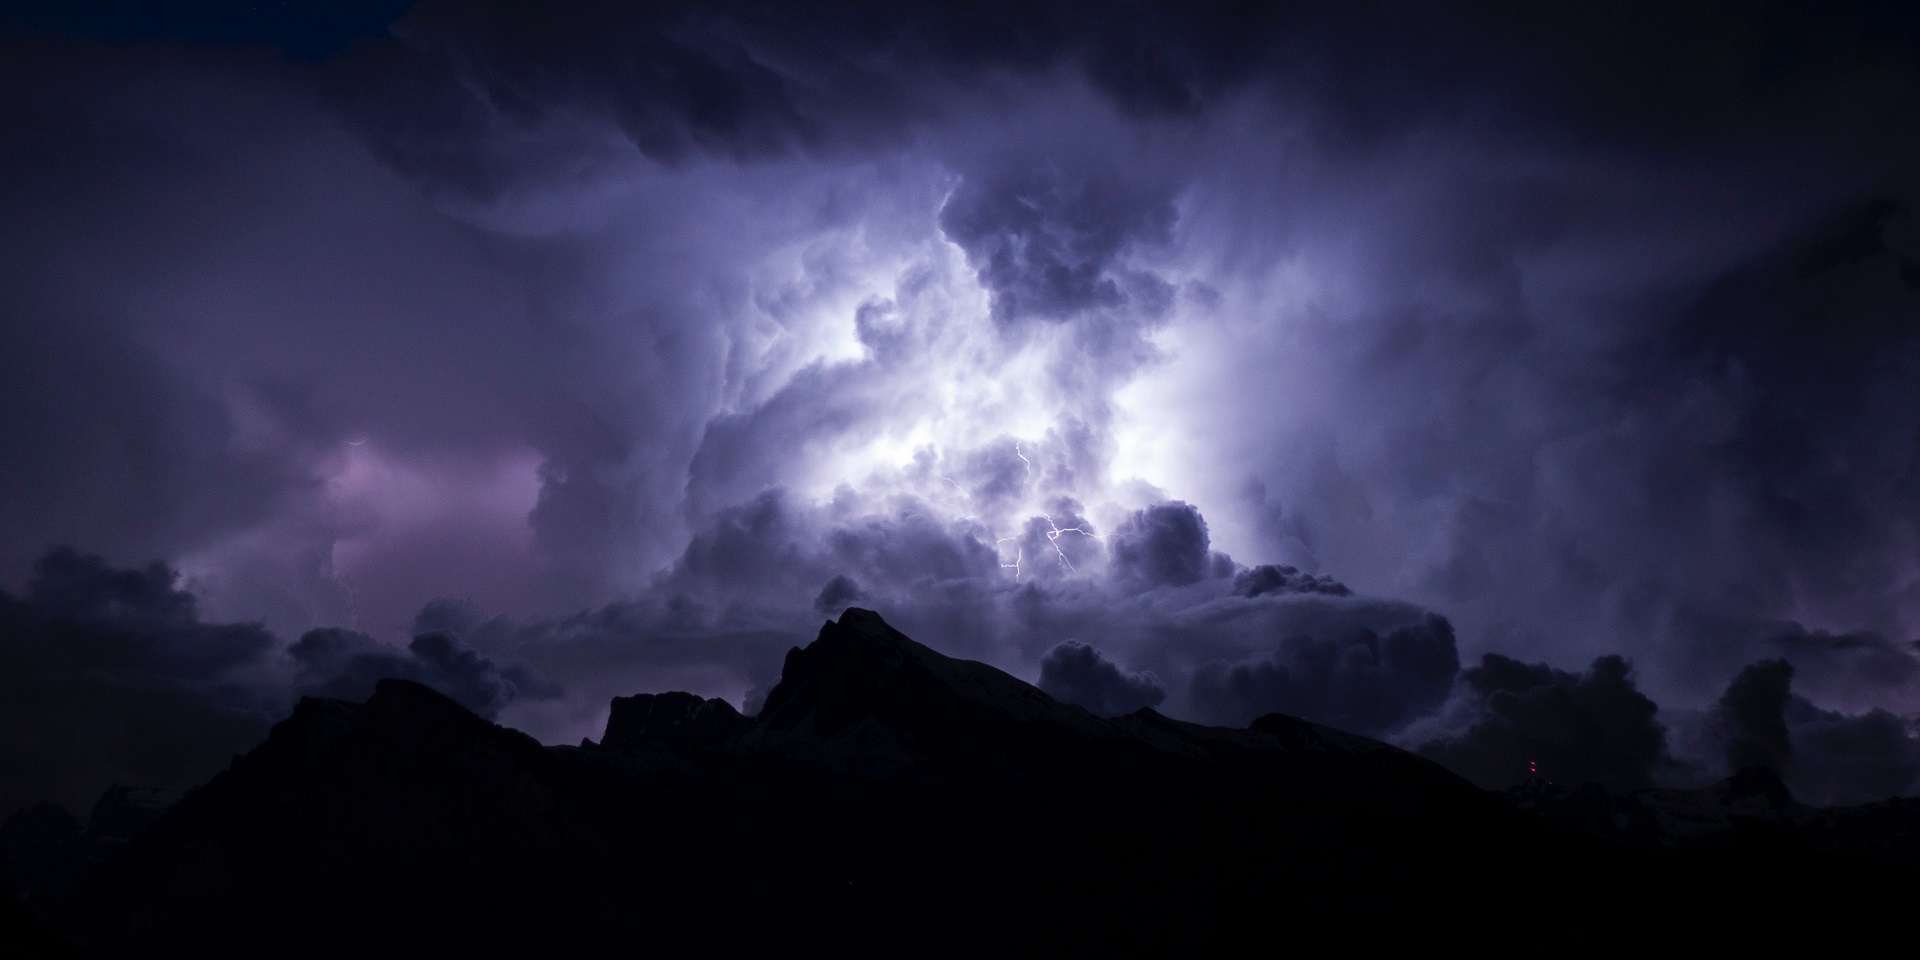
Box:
left=4, top=2, right=1920, bottom=810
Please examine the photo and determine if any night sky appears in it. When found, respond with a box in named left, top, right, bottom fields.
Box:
left=5, top=1, right=1920, bottom=813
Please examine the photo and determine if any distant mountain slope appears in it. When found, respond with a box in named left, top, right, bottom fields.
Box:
left=0, top=885, right=80, bottom=960
left=44, top=610, right=1915, bottom=956
left=1508, top=765, right=1920, bottom=864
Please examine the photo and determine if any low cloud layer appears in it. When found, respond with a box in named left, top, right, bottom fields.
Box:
left=0, top=549, right=554, bottom=814
left=1405, top=650, right=1920, bottom=804
left=289, top=627, right=554, bottom=719
left=420, top=491, right=1475, bottom=746
left=0, top=549, right=278, bottom=815
left=1412, top=654, right=1672, bottom=792
left=1037, top=641, right=1165, bottom=717
left=1706, top=658, right=1920, bottom=805
left=1190, top=613, right=1458, bottom=736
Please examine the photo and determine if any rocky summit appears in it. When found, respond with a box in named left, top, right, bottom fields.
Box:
left=6, top=610, right=1915, bottom=957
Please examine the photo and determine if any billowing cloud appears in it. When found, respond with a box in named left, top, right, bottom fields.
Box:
left=1036, top=641, right=1165, bottom=717
left=1413, top=654, right=1672, bottom=791
left=0, top=548, right=277, bottom=814
left=813, top=574, right=865, bottom=615
left=289, top=627, right=554, bottom=720
left=0, top=549, right=556, bottom=814
left=1233, top=564, right=1352, bottom=599
left=1107, top=502, right=1224, bottom=589
left=1785, top=700, right=1920, bottom=806
left=939, top=167, right=1175, bottom=326
left=1716, top=659, right=1795, bottom=774
left=430, top=494, right=1469, bottom=748
left=1187, top=610, right=1457, bottom=736
left=1701, top=658, right=1920, bottom=806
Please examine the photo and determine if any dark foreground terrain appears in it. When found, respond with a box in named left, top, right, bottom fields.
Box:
left=5, top=609, right=1916, bottom=956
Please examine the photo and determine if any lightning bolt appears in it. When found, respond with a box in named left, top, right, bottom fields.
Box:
left=927, top=475, right=977, bottom=516
left=991, top=442, right=1097, bottom=578
left=1040, top=514, right=1095, bottom=573
left=340, top=571, right=359, bottom=630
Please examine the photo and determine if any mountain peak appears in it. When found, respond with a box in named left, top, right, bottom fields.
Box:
left=752, top=609, right=939, bottom=732
left=751, top=609, right=1108, bottom=747
left=832, top=605, right=896, bottom=634
left=265, top=678, right=533, bottom=764
left=601, top=692, right=746, bottom=752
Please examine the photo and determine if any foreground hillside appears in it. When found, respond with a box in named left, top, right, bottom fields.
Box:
left=9, top=611, right=1914, bottom=955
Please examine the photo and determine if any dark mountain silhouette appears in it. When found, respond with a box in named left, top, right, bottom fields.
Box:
left=0, top=884, right=80, bottom=960
left=1, top=786, right=180, bottom=912
left=12, top=610, right=1916, bottom=955
left=1508, top=765, right=1920, bottom=863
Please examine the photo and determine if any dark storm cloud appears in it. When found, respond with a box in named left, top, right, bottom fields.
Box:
left=1414, top=654, right=1672, bottom=791
left=1656, top=610, right=1920, bottom=717
left=0, top=46, right=602, bottom=637
left=1762, top=623, right=1920, bottom=700
left=937, top=167, right=1176, bottom=326
left=1189, top=613, right=1458, bottom=736
left=1036, top=641, right=1164, bottom=717
left=1398, top=652, right=1920, bottom=800
left=1106, top=502, right=1222, bottom=589
left=324, top=0, right=1291, bottom=195
left=328, top=2, right=1920, bottom=198
left=289, top=627, right=554, bottom=719
left=1716, top=659, right=1795, bottom=774
left=1645, top=204, right=1920, bottom=657
left=1233, top=564, right=1352, bottom=599
left=0, top=293, right=301, bottom=593
left=1178, top=91, right=1920, bottom=726
left=813, top=574, right=864, bottom=615
left=1702, top=658, right=1920, bottom=805
left=0, top=549, right=557, bottom=815
left=0, top=1, right=414, bottom=58
left=335, top=1, right=866, bottom=193
left=1785, top=699, right=1920, bottom=806
left=0, top=549, right=275, bottom=814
